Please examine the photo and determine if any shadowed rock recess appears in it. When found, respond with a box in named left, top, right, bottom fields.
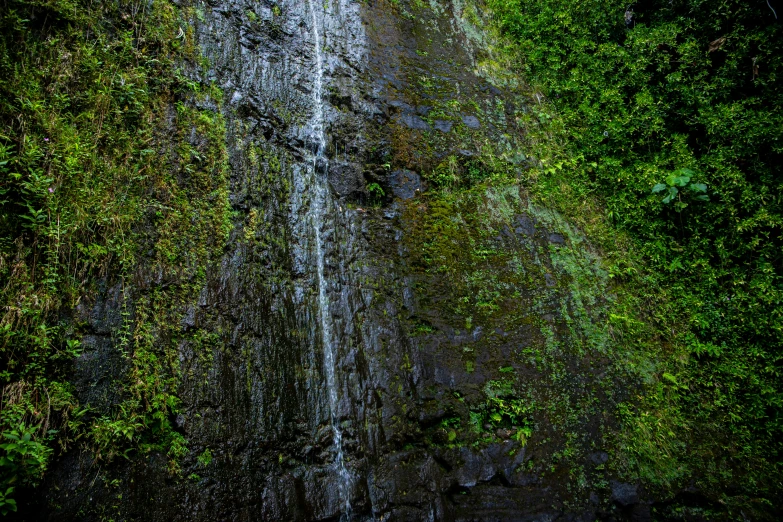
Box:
left=30, top=0, right=644, bottom=520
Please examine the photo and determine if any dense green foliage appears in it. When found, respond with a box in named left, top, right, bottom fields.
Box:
left=0, top=0, right=228, bottom=512
left=484, top=0, right=782, bottom=513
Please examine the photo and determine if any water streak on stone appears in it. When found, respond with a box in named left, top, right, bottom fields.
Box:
left=306, top=0, right=353, bottom=517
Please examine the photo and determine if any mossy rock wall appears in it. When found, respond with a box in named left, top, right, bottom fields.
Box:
left=25, top=1, right=650, bottom=520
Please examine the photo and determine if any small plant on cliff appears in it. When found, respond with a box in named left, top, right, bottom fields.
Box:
left=0, top=487, right=15, bottom=516
left=0, top=424, right=51, bottom=514
left=651, top=169, right=708, bottom=211
left=467, top=380, right=535, bottom=445
left=197, top=448, right=213, bottom=467
left=367, top=182, right=385, bottom=206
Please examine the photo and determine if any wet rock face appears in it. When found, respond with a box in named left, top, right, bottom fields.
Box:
left=35, top=1, right=641, bottom=520
left=389, top=169, right=423, bottom=200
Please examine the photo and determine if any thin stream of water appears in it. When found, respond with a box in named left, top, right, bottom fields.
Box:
left=306, top=0, right=353, bottom=517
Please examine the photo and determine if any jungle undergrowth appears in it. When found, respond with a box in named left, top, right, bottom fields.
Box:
left=472, top=0, right=782, bottom=517
left=0, top=0, right=230, bottom=512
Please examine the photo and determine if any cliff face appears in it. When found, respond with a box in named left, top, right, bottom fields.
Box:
left=32, top=1, right=635, bottom=520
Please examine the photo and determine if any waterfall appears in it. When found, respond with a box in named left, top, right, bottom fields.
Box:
left=306, top=0, right=353, bottom=517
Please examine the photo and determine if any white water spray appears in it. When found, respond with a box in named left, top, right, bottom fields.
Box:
left=306, top=0, right=353, bottom=517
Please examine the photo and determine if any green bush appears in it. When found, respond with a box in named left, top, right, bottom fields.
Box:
left=0, top=424, right=52, bottom=514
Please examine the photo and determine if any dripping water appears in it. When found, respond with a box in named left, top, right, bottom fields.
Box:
left=305, top=0, right=353, bottom=518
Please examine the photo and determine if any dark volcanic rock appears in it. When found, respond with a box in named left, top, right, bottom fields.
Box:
left=328, top=159, right=365, bottom=198
left=399, top=112, right=431, bottom=131
left=434, top=119, right=453, bottom=133
left=514, top=214, right=536, bottom=237
left=461, top=115, right=481, bottom=129
left=611, top=481, right=640, bottom=506
left=389, top=169, right=423, bottom=200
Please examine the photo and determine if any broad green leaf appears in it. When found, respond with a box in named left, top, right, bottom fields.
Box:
left=662, top=188, right=677, bottom=204
left=673, top=175, right=691, bottom=187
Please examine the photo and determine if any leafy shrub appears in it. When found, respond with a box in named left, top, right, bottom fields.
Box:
left=651, top=168, right=708, bottom=210
left=469, top=380, right=535, bottom=444
left=0, top=424, right=52, bottom=514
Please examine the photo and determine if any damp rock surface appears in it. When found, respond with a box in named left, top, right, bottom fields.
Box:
left=31, top=1, right=645, bottom=520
